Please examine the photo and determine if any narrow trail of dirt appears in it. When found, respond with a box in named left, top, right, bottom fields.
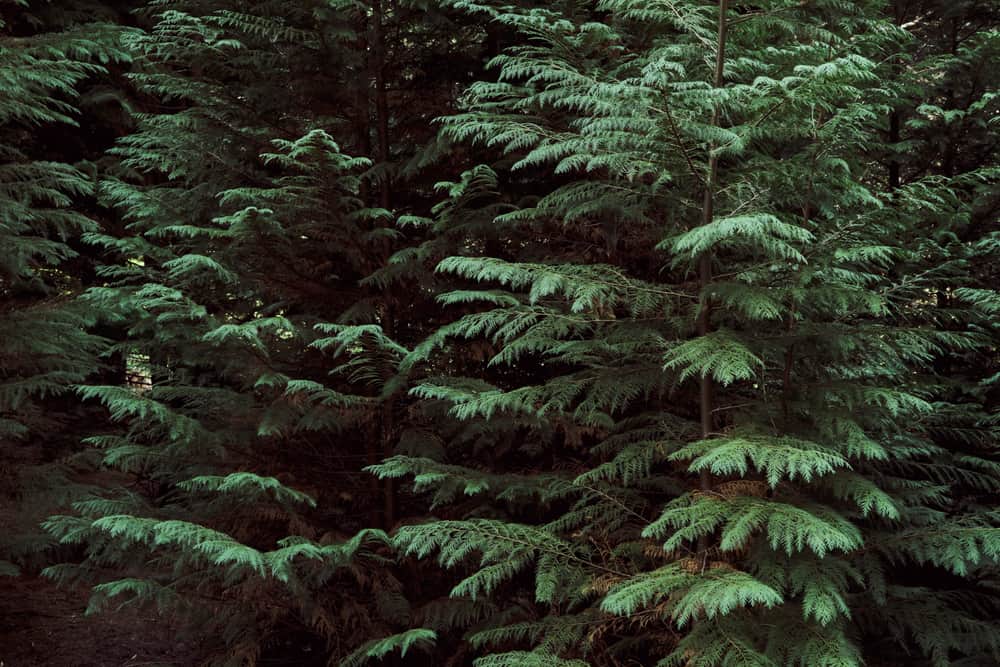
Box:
left=0, top=575, right=198, bottom=667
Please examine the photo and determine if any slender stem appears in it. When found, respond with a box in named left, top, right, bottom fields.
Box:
left=661, top=102, right=705, bottom=187
left=371, top=0, right=391, bottom=210
left=697, top=0, right=729, bottom=501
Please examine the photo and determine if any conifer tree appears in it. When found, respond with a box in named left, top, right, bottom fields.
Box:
left=39, top=1, right=488, bottom=663
left=39, top=3, right=405, bottom=663
left=371, top=1, right=1000, bottom=665
left=0, top=0, right=128, bottom=578
left=22, top=0, right=998, bottom=665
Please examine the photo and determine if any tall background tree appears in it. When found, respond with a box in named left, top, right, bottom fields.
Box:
left=0, top=0, right=130, bottom=579
left=37, top=0, right=502, bottom=664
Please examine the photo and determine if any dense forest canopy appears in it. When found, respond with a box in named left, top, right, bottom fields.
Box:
left=1, top=0, right=998, bottom=665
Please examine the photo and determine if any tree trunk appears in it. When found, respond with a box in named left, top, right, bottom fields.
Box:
left=371, top=0, right=391, bottom=210
left=692, top=0, right=728, bottom=562
left=370, top=0, right=395, bottom=527
left=696, top=0, right=728, bottom=489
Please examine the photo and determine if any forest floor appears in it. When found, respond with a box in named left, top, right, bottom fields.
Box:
left=0, top=574, right=198, bottom=667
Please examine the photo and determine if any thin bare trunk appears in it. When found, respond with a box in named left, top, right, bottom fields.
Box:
left=381, top=304, right=397, bottom=529
left=694, top=0, right=728, bottom=560
left=888, top=110, right=900, bottom=190
left=355, top=11, right=372, bottom=204
left=370, top=0, right=395, bottom=527
left=371, top=0, right=391, bottom=209
left=697, top=0, right=728, bottom=488
left=887, top=2, right=903, bottom=191
left=381, top=395, right=396, bottom=527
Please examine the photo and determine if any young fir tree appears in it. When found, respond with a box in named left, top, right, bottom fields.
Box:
left=39, top=3, right=409, bottom=663
left=0, top=0, right=129, bottom=578
left=864, top=4, right=1000, bottom=660
left=368, top=1, right=1000, bottom=665
left=40, top=1, right=494, bottom=664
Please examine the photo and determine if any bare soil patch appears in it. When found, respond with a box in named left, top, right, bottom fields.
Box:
left=0, top=575, right=198, bottom=667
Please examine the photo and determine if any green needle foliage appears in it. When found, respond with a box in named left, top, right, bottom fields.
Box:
left=39, top=2, right=416, bottom=663
left=0, top=0, right=994, bottom=666
left=0, top=0, right=129, bottom=578
left=369, top=1, right=1000, bottom=666
left=32, top=0, right=507, bottom=663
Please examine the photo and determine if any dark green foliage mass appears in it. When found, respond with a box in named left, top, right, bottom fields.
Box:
left=368, top=3, right=1000, bottom=665
left=0, top=0, right=997, bottom=666
left=0, top=0, right=130, bottom=579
